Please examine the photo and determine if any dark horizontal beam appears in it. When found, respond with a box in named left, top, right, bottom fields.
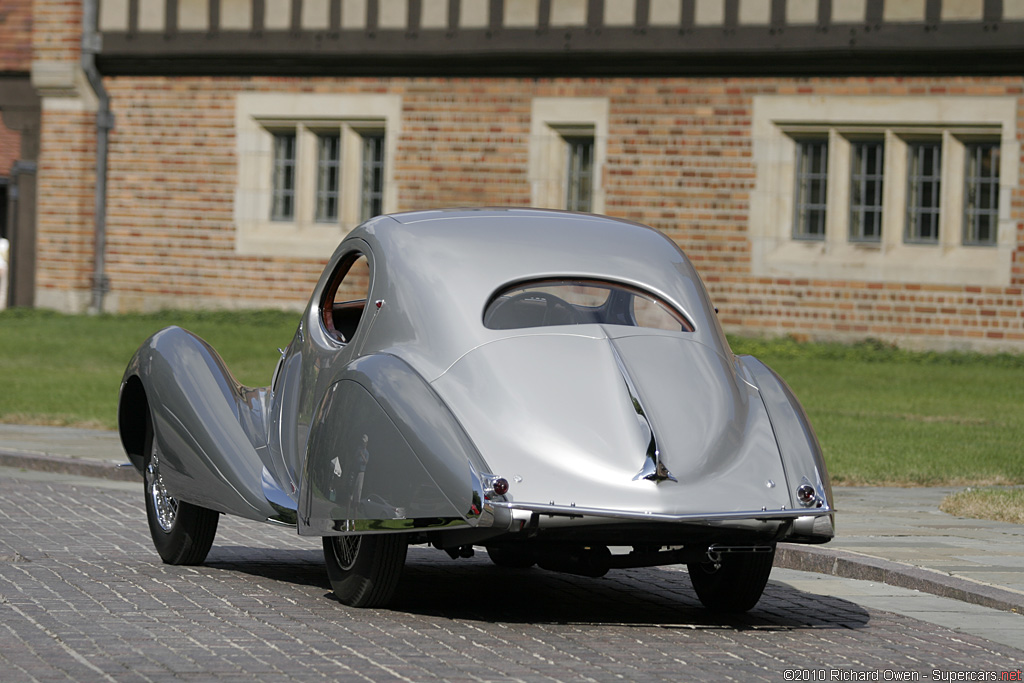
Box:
left=96, top=22, right=1024, bottom=77
left=95, top=51, right=1024, bottom=78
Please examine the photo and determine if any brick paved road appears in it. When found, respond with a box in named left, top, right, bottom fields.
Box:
left=1, top=471, right=1021, bottom=682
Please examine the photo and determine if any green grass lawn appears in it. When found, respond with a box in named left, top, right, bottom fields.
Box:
left=730, top=336, right=1024, bottom=486
left=0, top=308, right=299, bottom=429
left=2, top=308, right=1022, bottom=488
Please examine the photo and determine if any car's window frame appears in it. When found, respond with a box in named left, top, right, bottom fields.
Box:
left=483, top=278, right=694, bottom=333
left=320, top=250, right=372, bottom=344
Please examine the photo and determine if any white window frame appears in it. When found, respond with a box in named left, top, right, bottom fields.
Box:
left=751, top=96, right=1018, bottom=286
left=529, top=97, right=608, bottom=213
left=235, top=93, right=401, bottom=258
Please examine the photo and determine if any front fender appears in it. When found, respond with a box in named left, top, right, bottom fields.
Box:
left=298, top=354, right=490, bottom=536
left=118, top=326, right=285, bottom=523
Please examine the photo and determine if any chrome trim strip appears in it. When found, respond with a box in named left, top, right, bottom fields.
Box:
left=497, top=501, right=833, bottom=523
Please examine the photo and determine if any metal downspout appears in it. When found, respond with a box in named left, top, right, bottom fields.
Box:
left=81, top=0, right=112, bottom=313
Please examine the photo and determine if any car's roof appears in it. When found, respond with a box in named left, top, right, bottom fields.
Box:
left=334, top=208, right=731, bottom=377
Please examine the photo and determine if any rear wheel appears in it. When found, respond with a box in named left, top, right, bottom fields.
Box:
left=144, top=434, right=219, bottom=565
left=323, top=534, right=407, bottom=607
left=686, top=547, right=775, bottom=612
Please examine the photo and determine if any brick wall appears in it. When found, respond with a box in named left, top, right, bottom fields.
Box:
left=31, top=0, right=80, bottom=63
left=102, top=77, right=326, bottom=311
left=34, top=108, right=96, bottom=303
left=0, top=0, right=32, bottom=72
left=0, top=121, right=21, bottom=175
left=398, top=79, right=532, bottom=209
left=33, top=74, right=1024, bottom=350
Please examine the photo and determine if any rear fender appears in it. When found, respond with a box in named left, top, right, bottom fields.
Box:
left=298, top=354, right=492, bottom=536
left=738, top=355, right=834, bottom=542
left=118, top=326, right=289, bottom=524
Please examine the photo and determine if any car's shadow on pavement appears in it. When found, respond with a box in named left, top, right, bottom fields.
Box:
left=206, top=545, right=871, bottom=631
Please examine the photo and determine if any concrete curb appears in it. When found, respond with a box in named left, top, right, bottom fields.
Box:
left=0, top=450, right=140, bottom=483
left=775, top=544, right=1024, bottom=615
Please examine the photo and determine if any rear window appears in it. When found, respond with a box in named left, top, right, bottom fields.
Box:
left=483, top=280, right=693, bottom=332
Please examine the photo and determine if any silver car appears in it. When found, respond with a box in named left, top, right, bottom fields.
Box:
left=118, top=208, right=833, bottom=612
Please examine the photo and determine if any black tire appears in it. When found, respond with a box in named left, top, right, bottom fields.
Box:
left=143, top=426, right=219, bottom=566
left=323, top=534, right=407, bottom=607
left=686, top=547, right=775, bottom=613
left=486, top=545, right=536, bottom=569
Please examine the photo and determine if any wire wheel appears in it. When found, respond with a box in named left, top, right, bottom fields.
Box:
left=147, top=452, right=178, bottom=532
left=143, top=424, right=219, bottom=566
left=331, top=536, right=362, bottom=571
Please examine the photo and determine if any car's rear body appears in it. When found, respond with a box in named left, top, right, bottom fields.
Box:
left=119, top=208, right=832, bottom=608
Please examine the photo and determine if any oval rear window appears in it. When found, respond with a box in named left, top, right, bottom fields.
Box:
left=483, top=280, right=693, bottom=332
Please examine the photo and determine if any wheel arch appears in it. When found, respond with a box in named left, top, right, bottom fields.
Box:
left=738, top=354, right=834, bottom=543
left=118, top=326, right=280, bottom=523
left=118, top=373, right=150, bottom=475
left=298, top=353, right=491, bottom=537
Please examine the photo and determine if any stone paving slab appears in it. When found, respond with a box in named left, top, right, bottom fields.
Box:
left=770, top=571, right=1024, bottom=652
left=0, top=424, right=125, bottom=461
left=0, top=424, right=135, bottom=481
left=3, top=425, right=1024, bottom=618
left=815, top=486, right=1024, bottom=600
left=0, top=469, right=1022, bottom=682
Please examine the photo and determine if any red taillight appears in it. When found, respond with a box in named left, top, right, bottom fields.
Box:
left=796, top=484, right=817, bottom=507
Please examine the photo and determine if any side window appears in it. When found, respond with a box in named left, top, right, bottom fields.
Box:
left=320, top=253, right=371, bottom=343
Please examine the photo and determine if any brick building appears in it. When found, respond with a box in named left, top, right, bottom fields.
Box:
left=3, top=0, right=1024, bottom=350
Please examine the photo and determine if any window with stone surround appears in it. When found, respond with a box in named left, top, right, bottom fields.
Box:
left=793, top=138, right=828, bottom=240
left=564, top=133, right=595, bottom=212
left=260, top=121, right=387, bottom=233
left=315, top=133, right=340, bottom=223
left=849, top=139, right=884, bottom=243
left=963, top=141, right=1000, bottom=247
left=358, top=130, right=385, bottom=222
left=905, top=140, right=942, bottom=244
left=530, top=98, right=608, bottom=213
left=271, top=131, right=297, bottom=222
left=751, top=96, right=1018, bottom=287
left=235, top=93, right=401, bottom=258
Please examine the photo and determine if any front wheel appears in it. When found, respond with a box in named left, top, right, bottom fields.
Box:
left=686, top=547, right=775, bottom=613
left=323, top=534, right=407, bottom=607
left=144, top=438, right=219, bottom=565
